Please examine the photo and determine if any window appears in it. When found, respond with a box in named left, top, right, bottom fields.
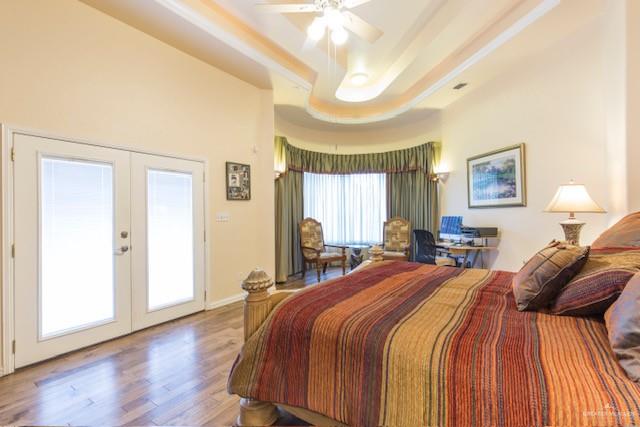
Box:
left=147, top=169, right=194, bottom=310
left=40, top=157, right=115, bottom=338
left=303, top=172, right=387, bottom=245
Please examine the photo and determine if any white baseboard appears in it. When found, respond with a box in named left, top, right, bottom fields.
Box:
left=206, top=292, right=245, bottom=310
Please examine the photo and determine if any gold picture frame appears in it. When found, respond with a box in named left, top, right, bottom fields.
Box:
left=467, top=143, right=526, bottom=208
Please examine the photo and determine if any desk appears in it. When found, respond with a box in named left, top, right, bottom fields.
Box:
left=437, top=242, right=497, bottom=269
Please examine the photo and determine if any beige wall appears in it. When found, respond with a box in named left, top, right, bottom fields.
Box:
left=603, top=0, right=640, bottom=221
left=603, top=0, right=629, bottom=222
left=0, top=0, right=275, bottom=370
left=627, top=0, right=640, bottom=213
left=275, top=111, right=441, bottom=154
left=439, top=15, right=612, bottom=271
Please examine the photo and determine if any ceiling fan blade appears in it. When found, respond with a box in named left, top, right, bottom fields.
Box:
left=255, top=3, right=319, bottom=13
left=344, top=0, right=374, bottom=8
left=342, top=11, right=383, bottom=43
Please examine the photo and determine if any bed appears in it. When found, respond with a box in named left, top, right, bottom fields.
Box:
left=228, top=259, right=640, bottom=426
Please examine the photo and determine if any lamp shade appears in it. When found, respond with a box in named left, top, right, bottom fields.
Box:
left=544, top=181, right=606, bottom=213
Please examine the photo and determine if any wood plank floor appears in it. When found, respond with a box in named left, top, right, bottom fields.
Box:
left=0, top=269, right=347, bottom=426
left=276, top=265, right=345, bottom=290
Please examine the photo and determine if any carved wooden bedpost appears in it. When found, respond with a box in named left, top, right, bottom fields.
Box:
left=369, top=245, right=384, bottom=262
left=237, top=269, right=279, bottom=426
left=241, top=269, right=274, bottom=340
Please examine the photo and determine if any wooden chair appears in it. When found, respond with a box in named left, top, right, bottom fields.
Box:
left=382, top=217, right=411, bottom=261
left=299, top=218, right=347, bottom=283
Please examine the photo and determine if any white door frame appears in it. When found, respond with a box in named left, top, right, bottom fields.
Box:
left=0, top=124, right=211, bottom=376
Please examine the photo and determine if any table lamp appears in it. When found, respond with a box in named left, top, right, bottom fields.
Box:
left=544, top=180, right=606, bottom=245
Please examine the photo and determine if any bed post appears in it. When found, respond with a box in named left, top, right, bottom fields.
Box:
left=237, top=269, right=279, bottom=427
left=369, top=245, right=384, bottom=262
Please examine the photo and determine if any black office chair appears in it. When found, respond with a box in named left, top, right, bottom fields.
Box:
left=413, top=229, right=457, bottom=267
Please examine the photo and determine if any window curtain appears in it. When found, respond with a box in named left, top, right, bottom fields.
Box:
left=387, top=143, right=439, bottom=252
left=286, top=142, right=432, bottom=174
left=303, top=172, right=387, bottom=245
left=274, top=137, right=439, bottom=282
left=387, top=171, right=438, bottom=232
left=275, top=137, right=303, bottom=283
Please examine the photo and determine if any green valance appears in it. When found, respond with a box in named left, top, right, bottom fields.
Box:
left=277, top=137, right=435, bottom=175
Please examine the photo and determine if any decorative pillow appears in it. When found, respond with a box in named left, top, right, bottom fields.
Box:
left=605, top=273, right=640, bottom=382
left=512, top=241, right=590, bottom=311
left=550, top=247, right=640, bottom=316
left=592, top=212, right=640, bottom=248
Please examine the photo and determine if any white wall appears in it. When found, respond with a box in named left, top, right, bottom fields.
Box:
left=0, top=0, right=275, bottom=372
left=440, top=15, right=611, bottom=271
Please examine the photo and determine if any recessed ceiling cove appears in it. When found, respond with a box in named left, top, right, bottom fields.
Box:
left=81, top=0, right=603, bottom=126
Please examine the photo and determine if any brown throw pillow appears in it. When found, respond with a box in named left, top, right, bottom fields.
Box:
left=592, top=212, right=640, bottom=248
left=605, top=273, right=640, bottom=382
left=512, top=241, right=590, bottom=311
left=550, top=247, right=640, bottom=316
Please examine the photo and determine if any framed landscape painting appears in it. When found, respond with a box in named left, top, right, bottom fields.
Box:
left=226, top=162, right=251, bottom=201
left=467, top=144, right=526, bottom=208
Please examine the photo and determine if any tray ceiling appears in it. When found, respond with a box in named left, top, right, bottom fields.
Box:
left=82, top=0, right=606, bottom=130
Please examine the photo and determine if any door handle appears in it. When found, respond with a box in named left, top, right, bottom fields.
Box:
left=114, top=245, right=129, bottom=255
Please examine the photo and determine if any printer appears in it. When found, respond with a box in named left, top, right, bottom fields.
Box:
left=461, top=226, right=499, bottom=245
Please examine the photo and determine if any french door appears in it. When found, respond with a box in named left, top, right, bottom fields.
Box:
left=12, top=133, right=205, bottom=368
left=130, top=153, right=205, bottom=331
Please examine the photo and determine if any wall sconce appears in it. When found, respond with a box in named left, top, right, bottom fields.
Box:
left=274, top=164, right=286, bottom=180
left=430, top=172, right=450, bottom=183
left=431, top=160, right=450, bottom=183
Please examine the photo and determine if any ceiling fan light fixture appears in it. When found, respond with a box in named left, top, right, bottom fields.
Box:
left=324, top=6, right=344, bottom=30
left=307, top=17, right=326, bottom=41
left=331, top=26, right=349, bottom=45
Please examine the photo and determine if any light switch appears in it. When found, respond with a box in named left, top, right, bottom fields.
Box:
left=216, top=212, right=230, bottom=222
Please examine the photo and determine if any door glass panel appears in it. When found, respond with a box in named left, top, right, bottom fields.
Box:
left=147, top=169, right=194, bottom=310
left=40, top=157, right=115, bottom=338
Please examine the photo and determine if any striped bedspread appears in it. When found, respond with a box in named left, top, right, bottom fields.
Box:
left=228, top=261, right=640, bottom=426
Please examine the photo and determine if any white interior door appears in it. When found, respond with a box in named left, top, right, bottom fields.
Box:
left=13, top=133, right=132, bottom=368
left=130, top=153, right=205, bottom=331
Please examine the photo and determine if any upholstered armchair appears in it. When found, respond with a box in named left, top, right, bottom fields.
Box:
left=299, top=217, right=347, bottom=282
left=382, top=217, right=411, bottom=261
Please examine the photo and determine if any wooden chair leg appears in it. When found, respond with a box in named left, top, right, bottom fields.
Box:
left=342, top=257, right=346, bottom=275
left=316, top=262, right=322, bottom=282
left=323, top=263, right=327, bottom=274
left=302, top=261, right=306, bottom=278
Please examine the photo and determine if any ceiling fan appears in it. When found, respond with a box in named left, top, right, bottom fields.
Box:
left=256, top=0, right=383, bottom=45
